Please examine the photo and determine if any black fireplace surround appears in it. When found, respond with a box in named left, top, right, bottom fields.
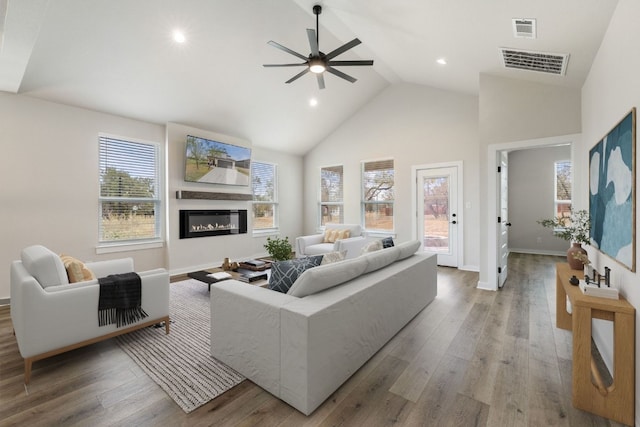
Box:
left=179, top=209, right=247, bottom=239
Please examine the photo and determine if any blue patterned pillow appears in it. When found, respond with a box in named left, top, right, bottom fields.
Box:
left=268, top=256, right=323, bottom=293
left=381, top=237, right=395, bottom=248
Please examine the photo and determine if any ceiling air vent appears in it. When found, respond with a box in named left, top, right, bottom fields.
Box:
left=512, top=18, right=536, bottom=39
left=500, top=47, right=569, bottom=76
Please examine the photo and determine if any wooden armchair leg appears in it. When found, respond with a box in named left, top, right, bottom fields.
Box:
left=24, top=358, right=33, bottom=385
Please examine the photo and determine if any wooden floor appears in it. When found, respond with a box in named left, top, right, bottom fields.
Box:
left=0, top=253, right=626, bottom=426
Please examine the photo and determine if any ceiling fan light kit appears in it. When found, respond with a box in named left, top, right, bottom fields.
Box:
left=263, top=4, right=374, bottom=89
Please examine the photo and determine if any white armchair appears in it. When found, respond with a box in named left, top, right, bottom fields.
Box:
left=10, top=245, right=170, bottom=384
left=295, top=224, right=372, bottom=259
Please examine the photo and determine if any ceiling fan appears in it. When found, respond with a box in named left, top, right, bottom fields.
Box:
left=263, top=5, right=374, bottom=89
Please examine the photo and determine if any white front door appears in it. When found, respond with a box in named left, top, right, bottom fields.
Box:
left=417, top=166, right=459, bottom=267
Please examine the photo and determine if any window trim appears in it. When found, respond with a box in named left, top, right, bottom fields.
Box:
left=361, top=158, right=395, bottom=233
left=319, top=164, right=344, bottom=229
left=97, top=133, right=164, bottom=251
left=251, top=161, right=279, bottom=235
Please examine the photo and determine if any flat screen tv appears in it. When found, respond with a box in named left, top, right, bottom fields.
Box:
left=184, top=135, right=251, bottom=186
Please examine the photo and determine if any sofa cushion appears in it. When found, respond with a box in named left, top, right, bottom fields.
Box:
left=21, top=245, right=69, bottom=288
left=60, top=254, right=96, bottom=283
left=396, top=240, right=421, bottom=260
left=361, top=239, right=383, bottom=254
left=303, top=242, right=335, bottom=256
left=362, top=246, right=401, bottom=274
left=269, top=256, right=323, bottom=294
left=321, top=251, right=347, bottom=265
left=287, top=256, right=368, bottom=298
left=323, top=229, right=350, bottom=243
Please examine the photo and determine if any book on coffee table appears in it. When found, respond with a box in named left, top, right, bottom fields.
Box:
left=237, top=269, right=268, bottom=283
left=239, top=259, right=271, bottom=271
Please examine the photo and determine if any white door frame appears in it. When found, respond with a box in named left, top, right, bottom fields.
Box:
left=483, top=134, right=580, bottom=291
left=412, top=161, right=464, bottom=267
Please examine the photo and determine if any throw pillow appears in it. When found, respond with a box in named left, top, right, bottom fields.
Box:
left=321, top=250, right=347, bottom=265
left=268, top=256, right=323, bottom=293
left=59, top=254, right=96, bottom=283
left=361, top=239, right=383, bottom=254
left=381, top=237, right=395, bottom=248
left=323, top=228, right=351, bottom=243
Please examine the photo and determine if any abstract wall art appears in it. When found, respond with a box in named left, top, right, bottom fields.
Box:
left=589, top=108, right=636, bottom=271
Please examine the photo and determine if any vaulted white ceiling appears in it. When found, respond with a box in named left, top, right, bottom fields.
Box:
left=0, top=0, right=619, bottom=155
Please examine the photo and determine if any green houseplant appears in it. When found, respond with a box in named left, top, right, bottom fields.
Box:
left=264, top=236, right=293, bottom=261
left=537, top=209, right=591, bottom=270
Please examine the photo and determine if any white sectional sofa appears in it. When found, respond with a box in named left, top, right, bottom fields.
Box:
left=210, top=240, right=437, bottom=415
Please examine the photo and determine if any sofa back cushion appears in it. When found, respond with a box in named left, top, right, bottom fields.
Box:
left=287, top=256, right=368, bottom=298
left=21, top=245, right=69, bottom=288
left=396, top=240, right=421, bottom=260
left=323, top=223, right=362, bottom=238
left=362, top=246, right=400, bottom=274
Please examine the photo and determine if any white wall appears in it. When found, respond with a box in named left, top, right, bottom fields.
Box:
left=508, top=145, right=572, bottom=254
left=581, top=0, right=640, bottom=421
left=166, top=123, right=303, bottom=275
left=0, top=93, right=166, bottom=300
left=303, top=82, right=480, bottom=270
left=478, top=74, right=582, bottom=287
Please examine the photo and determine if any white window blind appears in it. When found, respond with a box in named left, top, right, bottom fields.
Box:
left=362, top=159, right=394, bottom=231
left=320, top=165, right=344, bottom=226
left=252, top=161, right=278, bottom=230
left=99, top=135, right=161, bottom=243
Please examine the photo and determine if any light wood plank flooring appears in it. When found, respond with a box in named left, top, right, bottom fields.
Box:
left=0, top=254, right=626, bottom=426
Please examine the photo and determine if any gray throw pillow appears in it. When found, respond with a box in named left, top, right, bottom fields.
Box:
left=268, top=256, right=323, bottom=293
left=381, top=237, right=394, bottom=248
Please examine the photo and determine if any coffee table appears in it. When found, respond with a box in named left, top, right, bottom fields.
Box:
left=188, top=267, right=270, bottom=291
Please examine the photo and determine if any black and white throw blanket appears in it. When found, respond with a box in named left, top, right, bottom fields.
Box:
left=98, top=272, right=148, bottom=327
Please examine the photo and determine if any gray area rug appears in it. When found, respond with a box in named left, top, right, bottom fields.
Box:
left=116, top=279, right=245, bottom=413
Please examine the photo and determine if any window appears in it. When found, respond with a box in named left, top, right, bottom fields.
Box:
left=362, top=159, right=394, bottom=232
left=320, top=165, right=344, bottom=226
left=252, top=161, right=278, bottom=231
left=99, top=135, right=161, bottom=244
left=555, top=160, right=572, bottom=219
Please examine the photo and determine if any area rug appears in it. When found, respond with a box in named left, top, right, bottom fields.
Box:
left=116, top=279, right=245, bottom=413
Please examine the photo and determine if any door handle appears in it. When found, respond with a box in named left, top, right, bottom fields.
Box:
left=505, top=222, right=512, bottom=226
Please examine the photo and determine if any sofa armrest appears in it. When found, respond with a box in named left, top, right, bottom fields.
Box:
left=210, top=281, right=298, bottom=397
left=334, top=236, right=371, bottom=259
left=85, top=258, right=135, bottom=277
left=295, top=234, right=324, bottom=257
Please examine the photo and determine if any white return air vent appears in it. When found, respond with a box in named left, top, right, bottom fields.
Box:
left=512, top=18, right=536, bottom=39
left=500, top=47, right=569, bottom=76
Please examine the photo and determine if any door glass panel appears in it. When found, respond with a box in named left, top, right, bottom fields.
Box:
left=423, top=176, right=450, bottom=253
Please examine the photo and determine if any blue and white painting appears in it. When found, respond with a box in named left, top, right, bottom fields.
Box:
left=589, top=108, right=636, bottom=271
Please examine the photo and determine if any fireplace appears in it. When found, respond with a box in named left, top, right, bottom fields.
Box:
left=179, top=209, right=248, bottom=239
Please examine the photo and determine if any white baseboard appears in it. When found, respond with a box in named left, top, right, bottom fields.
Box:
left=460, top=264, right=479, bottom=272
left=476, top=281, right=496, bottom=291
left=509, top=248, right=565, bottom=257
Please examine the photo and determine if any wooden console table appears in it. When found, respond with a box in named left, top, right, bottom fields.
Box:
left=556, top=262, right=635, bottom=426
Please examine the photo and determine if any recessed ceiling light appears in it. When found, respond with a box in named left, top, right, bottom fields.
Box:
left=309, top=98, right=318, bottom=107
left=436, top=58, right=447, bottom=65
left=173, top=30, right=186, bottom=43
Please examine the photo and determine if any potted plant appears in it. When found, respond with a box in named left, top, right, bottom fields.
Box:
left=537, top=209, right=591, bottom=270
left=264, top=236, right=293, bottom=261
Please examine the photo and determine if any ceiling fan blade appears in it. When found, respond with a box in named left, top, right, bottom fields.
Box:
left=263, top=63, right=308, bottom=67
left=326, top=67, right=357, bottom=83
left=327, top=60, right=374, bottom=66
left=267, top=40, right=308, bottom=61
left=307, top=29, right=319, bottom=56
left=286, top=68, right=310, bottom=84
left=316, top=73, right=325, bottom=90
left=325, top=38, right=362, bottom=60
